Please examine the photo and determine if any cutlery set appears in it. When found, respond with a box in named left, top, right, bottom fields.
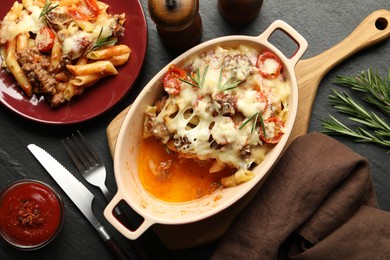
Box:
left=27, top=132, right=156, bottom=260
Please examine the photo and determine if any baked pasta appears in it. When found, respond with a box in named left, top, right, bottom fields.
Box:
left=143, top=45, right=290, bottom=187
left=0, top=0, right=130, bottom=107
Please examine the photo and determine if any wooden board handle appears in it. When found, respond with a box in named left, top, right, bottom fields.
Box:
left=289, top=9, right=390, bottom=143
left=298, top=9, right=390, bottom=81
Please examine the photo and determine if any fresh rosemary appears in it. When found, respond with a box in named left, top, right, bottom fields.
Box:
left=334, top=68, right=390, bottom=116
left=327, top=89, right=390, bottom=135
left=87, top=27, right=117, bottom=53
left=239, top=111, right=267, bottom=137
left=321, top=68, right=390, bottom=151
left=217, top=68, right=242, bottom=91
left=321, top=115, right=390, bottom=148
left=179, top=65, right=209, bottom=89
left=39, top=1, right=58, bottom=19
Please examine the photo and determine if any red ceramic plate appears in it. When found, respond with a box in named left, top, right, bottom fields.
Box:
left=0, top=0, right=147, bottom=124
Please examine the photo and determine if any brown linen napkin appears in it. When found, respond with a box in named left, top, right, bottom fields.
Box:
left=211, top=132, right=390, bottom=259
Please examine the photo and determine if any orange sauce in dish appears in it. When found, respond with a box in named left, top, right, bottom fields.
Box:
left=138, top=137, right=235, bottom=203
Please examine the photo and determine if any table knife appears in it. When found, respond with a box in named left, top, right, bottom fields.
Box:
left=27, top=144, right=133, bottom=260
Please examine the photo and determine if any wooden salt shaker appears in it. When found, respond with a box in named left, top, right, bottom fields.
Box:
left=148, top=0, right=202, bottom=52
left=218, top=0, right=263, bottom=24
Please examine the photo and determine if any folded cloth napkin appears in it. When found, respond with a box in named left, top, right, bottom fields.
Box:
left=211, top=132, right=390, bottom=259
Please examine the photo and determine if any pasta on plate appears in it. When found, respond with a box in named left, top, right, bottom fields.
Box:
left=143, top=45, right=291, bottom=188
left=0, top=0, right=131, bottom=107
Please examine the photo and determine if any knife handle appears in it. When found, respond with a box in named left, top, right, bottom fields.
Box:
left=97, top=226, right=132, bottom=260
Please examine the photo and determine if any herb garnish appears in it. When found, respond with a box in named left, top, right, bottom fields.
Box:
left=239, top=111, right=267, bottom=137
left=321, top=68, right=390, bottom=152
left=322, top=115, right=390, bottom=149
left=217, top=68, right=242, bottom=91
left=334, top=68, right=390, bottom=116
left=39, top=1, right=58, bottom=19
left=180, top=65, right=209, bottom=89
left=87, top=27, right=117, bottom=53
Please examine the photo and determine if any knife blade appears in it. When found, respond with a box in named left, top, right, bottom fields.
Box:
left=27, top=144, right=132, bottom=260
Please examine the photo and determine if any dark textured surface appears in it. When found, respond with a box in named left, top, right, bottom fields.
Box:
left=1, top=0, right=389, bottom=259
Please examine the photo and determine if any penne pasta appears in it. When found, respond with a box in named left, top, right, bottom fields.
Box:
left=66, top=61, right=118, bottom=76
left=22, top=0, right=33, bottom=8
left=6, top=50, right=32, bottom=96
left=221, top=169, right=255, bottom=187
left=16, top=33, right=29, bottom=51
left=50, top=35, right=62, bottom=70
left=107, top=53, right=131, bottom=66
left=87, top=45, right=131, bottom=60
left=76, top=55, right=89, bottom=65
left=0, top=47, right=6, bottom=69
left=3, top=2, right=23, bottom=23
left=55, top=71, right=71, bottom=82
left=63, top=84, right=84, bottom=101
left=4, top=39, right=16, bottom=60
left=70, top=74, right=104, bottom=87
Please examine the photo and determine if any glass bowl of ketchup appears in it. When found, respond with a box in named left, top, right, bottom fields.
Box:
left=0, top=179, right=64, bottom=250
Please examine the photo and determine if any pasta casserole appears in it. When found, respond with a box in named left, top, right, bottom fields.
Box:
left=0, top=0, right=131, bottom=107
left=143, top=45, right=291, bottom=188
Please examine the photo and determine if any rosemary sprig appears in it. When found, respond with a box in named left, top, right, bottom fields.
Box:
left=328, top=89, right=390, bottom=135
left=39, top=1, right=58, bottom=19
left=321, top=88, right=390, bottom=151
left=239, top=111, right=267, bottom=137
left=334, top=68, right=390, bottom=116
left=321, top=115, right=390, bottom=149
left=87, top=27, right=117, bottom=53
left=217, top=68, right=242, bottom=91
left=180, top=65, right=209, bottom=89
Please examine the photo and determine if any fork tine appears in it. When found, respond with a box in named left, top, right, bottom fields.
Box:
left=62, top=137, right=87, bottom=173
left=71, top=133, right=95, bottom=167
left=75, top=130, right=101, bottom=164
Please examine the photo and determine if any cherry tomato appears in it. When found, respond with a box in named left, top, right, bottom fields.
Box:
left=163, top=66, right=187, bottom=95
left=260, top=116, right=284, bottom=144
left=67, top=0, right=100, bottom=21
left=83, top=0, right=100, bottom=17
left=256, top=50, right=283, bottom=79
left=35, top=27, right=55, bottom=54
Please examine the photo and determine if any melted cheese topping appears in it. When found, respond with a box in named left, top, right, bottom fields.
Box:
left=0, top=1, right=118, bottom=57
left=145, top=45, right=290, bottom=179
left=0, top=5, right=45, bottom=42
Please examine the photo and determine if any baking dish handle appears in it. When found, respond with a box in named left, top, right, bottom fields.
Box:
left=257, top=20, right=308, bottom=66
left=104, top=193, right=154, bottom=240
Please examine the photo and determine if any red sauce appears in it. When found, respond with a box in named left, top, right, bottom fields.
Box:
left=0, top=180, right=63, bottom=249
left=138, top=137, right=235, bottom=203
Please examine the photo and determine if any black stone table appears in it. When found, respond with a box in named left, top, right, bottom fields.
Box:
left=1, top=0, right=389, bottom=259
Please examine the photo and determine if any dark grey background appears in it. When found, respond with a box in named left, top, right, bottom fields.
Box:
left=1, top=0, right=389, bottom=259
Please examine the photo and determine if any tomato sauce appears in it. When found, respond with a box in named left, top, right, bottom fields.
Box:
left=0, top=180, right=63, bottom=249
left=138, top=137, right=235, bottom=203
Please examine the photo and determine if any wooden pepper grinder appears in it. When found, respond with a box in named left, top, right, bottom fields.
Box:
left=218, top=0, right=263, bottom=24
left=148, top=0, right=202, bottom=52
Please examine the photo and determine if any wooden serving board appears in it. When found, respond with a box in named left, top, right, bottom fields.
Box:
left=106, top=10, right=390, bottom=249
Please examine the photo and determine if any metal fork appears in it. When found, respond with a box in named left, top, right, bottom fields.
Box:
left=62, top=131, right=156, bottom=260
left=62, top=130, right=113, bottom=202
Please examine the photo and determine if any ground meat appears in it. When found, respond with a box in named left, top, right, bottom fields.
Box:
left=223, top=54, right=254, bottom=81
left=239, top=144, right=251, bottom=159
left=153, top=95, right=168, bottom=114
left=213, top=93, right=237, bottom=116
left=45, top=11, right=72, bottom=32
left=17, top=47, right=65, bottom=107
left=112, top=14, right=126, bottom=37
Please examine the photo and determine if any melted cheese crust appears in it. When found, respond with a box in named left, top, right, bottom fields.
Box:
left=0, top=1, right=117, bottom=57
left=144, top=45, right=290, bottom=185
